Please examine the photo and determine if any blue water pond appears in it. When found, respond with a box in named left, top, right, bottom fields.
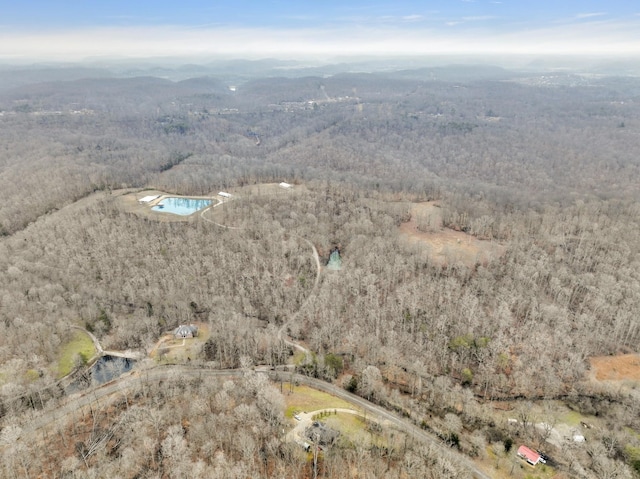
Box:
left=152, top=197, right=212, bottom=216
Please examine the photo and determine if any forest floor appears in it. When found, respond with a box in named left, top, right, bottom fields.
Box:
left=589, top=354, right=640, bottom=381
left=398, top=202, right=504, bottom=267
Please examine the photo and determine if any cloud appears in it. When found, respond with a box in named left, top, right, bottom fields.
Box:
left=402, top=15, right=424, bottom=22
left=1, top=20, right=640, bottom=62
left=334, top=14, right=425, bottom=26
left=576, top=12, right=606, bottom=19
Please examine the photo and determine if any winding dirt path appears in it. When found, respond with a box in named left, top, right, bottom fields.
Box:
left=286, top=408, right=361, bottom=445
left=198, top=191, right=321, bottom=355
left=11, top=188, right=492, bottom=478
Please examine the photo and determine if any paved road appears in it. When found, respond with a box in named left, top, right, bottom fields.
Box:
left=290, top=374, right=491, bottom=479
left=13, top=366, right=490, bottom=479
left=15, top=366, right=240, bottom=435
left=15, top=193, right=490, bottom=478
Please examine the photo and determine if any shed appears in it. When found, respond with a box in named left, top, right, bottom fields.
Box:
left=279, top=182, right=293, bottom=189
left=174, top=324, right=198, bottom=339
left=218, top=191, right=232, bottom=198
left=517, top=445, right=541, bottom=466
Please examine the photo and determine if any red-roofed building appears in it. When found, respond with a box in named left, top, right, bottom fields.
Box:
left=517, top=445, right=541, bottom=466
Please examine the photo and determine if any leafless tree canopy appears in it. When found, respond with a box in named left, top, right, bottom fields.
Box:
left=1, top=64, right=640, bottom=477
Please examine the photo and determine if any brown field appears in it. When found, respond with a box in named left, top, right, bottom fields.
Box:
left=589, top=354, right=640, bottom=381
left=399, top=202, right=504, bottom=267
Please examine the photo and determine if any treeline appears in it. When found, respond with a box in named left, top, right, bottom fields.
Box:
left=2, top=72, right=639, bottom=231
left=1, top=69, right=640, bottom=477
left=1, top=370, right=475, bottom=478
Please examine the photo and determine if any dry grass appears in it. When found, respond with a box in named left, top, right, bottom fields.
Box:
left=229, top=182, right=308, bottom=197
left=477, top=450, right=561, bottom=479
left=589, top=354, right=640, bottom=381
left=202, top=182, right=307, bottom=227
left=282, top=383, right=354, bottom=418
left=398, top=202, right=504, bottom=267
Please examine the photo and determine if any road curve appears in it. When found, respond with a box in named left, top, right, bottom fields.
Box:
left=14, top=366, right=490, bottom=479
left=197, top=190, right=320, bottom=355
left=15, top=192, right=489, bottom=478
left=289, top=373, right=491, bottom=479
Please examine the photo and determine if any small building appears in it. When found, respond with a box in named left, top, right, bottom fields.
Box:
left=279, top=182, right=293, bottom=189
left=218, top=191, right=232, bottom=199
left=174, top=324, right=198, bottom=339
left=517, top=445, right=541, bottom=466
left=139, top=194, right=160, bottom=204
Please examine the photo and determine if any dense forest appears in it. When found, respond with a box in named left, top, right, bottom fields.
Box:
left=1, top=62, right=640, bottom=478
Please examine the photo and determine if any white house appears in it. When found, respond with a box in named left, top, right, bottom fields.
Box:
left=218, top=191, right=232, bottom=199
left=279, top=182, right=293, bottom=189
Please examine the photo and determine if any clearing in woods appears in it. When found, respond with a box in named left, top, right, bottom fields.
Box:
left=589, top=354, right=640, bottom=381
left=399, top=202, right=504, bottom=267
left=57, top=330, right=97, bottom=378
left=149, top=322, right=210, bottom=362
left=282, top=383, right=354, bottom=418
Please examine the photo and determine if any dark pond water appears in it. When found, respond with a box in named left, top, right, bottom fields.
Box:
left=92, top=355, right=136, bottom=384
left=65, top=355, right=136, bottom=394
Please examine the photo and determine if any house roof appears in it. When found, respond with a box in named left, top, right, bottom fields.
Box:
left=517, top=445, right=541, bottom=464
left=174, top=324, right=198, bottom=336
left=305, top=422, right=339, bottom=446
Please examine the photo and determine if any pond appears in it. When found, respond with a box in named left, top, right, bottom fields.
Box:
left=152, top=197, right=212, bottom=216
left=65, top=354, right=136, bottom=394
left=91, top=355, right=136, bottom=384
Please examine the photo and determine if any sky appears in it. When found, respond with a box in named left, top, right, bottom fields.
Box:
left=1, top=1, right=640, bottom=62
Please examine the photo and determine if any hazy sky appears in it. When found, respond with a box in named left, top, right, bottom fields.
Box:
left=2, top=1, right=640, bottom=61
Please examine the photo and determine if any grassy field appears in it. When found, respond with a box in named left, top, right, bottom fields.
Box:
left=322, top=413, right=404, bottom=449
left=283, top=383, right=402, bottom=449
left=57, top=330, right=96, bottom=378
left=561, top=409, right=584, bottom=427
left=282, top=383, right=355, bottom=418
